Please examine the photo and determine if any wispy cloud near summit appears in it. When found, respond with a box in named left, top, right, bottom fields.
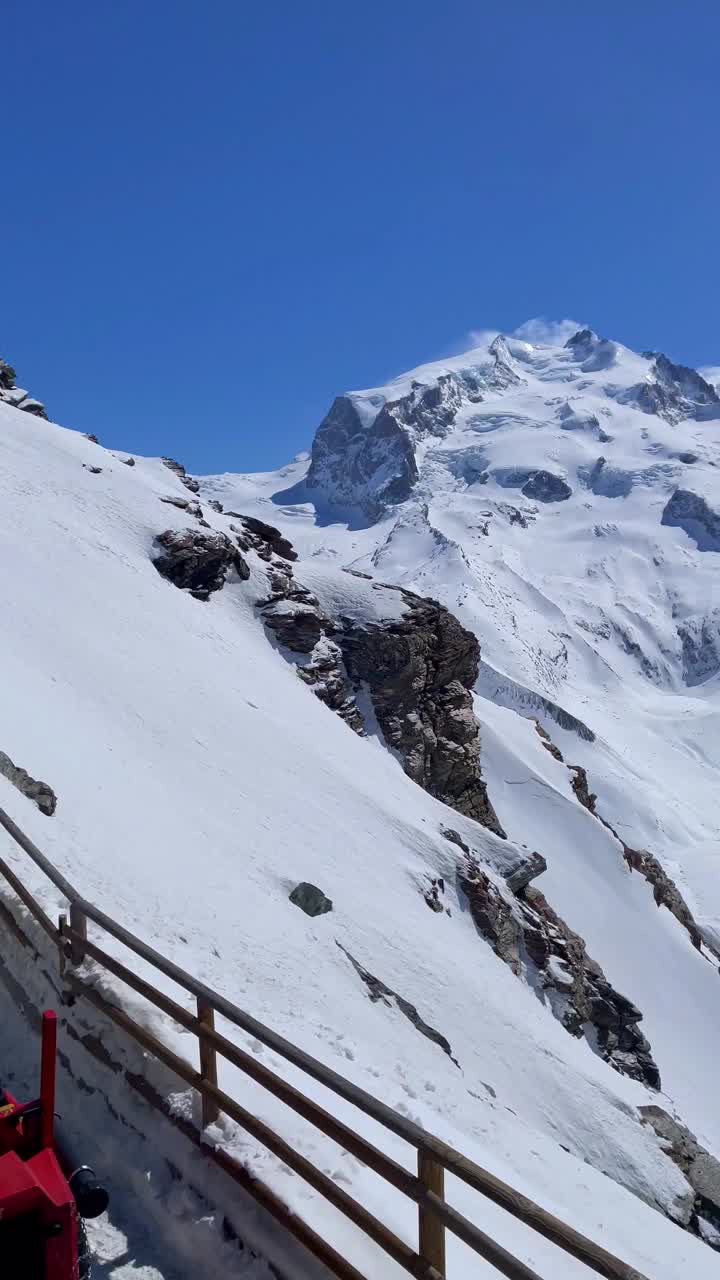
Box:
left=510, top=317, right=586, bottom=345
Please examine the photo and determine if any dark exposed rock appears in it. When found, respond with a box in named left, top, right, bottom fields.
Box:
left=459, top=860, right=521, bottom=972
left=337, top=943, right=458, bottom=1063
left=83, top=465, right=103, bottom=475
left=306, top=342, right=521, bottom=518
left=230, top=515, right=298, bottom=562
left=207, top=499, right=224, bottom=513
left=499, top=503, right=528, bottom=527
left=611, top=620, right=664, bottom=683
left=565, top=329, right=617, bottom=371
left=678, top=612, right=720, bottom=686
left=440, top=827, right=470, bottom=855
left=661, top=489, right=720, bottom=552
left=339, top=593, right=505, bottom=834
left=566, top=759, right=714, bottom=959
left=288, top=882, right=332, bottom=917
left=162, top=457, right=200, bottom=494
left=295, top=639, right=365, bottom=733
left=568, top=765, right=597, bottom=813
left=161, top=495, right=198, bottom=512
left=152, top=528, right=249, bottom=600
left=621, top=354, right=719, bottom=424
left=520, top=885, right=660, bottom=1087
left=458, top=849, right=660, bottom=1087
left=84, top=433, right=99, bottom=444
left=388, top=373, right=464, bottom=437
left=0, top=358, right=48, bottom=418
left=521, top=470, right=572, bottom=503
left=262, top=599, right=327, bottom=653
left=122, top=457, right=136, bottom=467
left=255, top=560, right=502, bottom=829
left=640, top=1106, right=720, bottom=1247
left=254, top=559, right=364, bottom=729
left=258, top=561, right=328, bottom=653
left=654, top=354, right=719, bottom=407
left=307, top=376, right=465, bottom=517
left=505, top=851, right=547, bottom=894
left=423, top=876, right=446, bottom=912
left=306, top=394, right=416, bottom=517
left=533, top=720, right=564, bottom=762
left=565, top=328, right=597, bottom=356
left=0, top=359, right=17, bottom=388
left=0, top=751, right=56, bottom=816
left=622, top=846, right=704, bottom=952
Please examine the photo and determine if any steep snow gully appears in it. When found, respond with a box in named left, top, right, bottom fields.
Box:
left=1, top=326, right=720, bottom=1277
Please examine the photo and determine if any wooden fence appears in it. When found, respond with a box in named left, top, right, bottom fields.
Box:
left=0, top=805, right=650, bottom=1280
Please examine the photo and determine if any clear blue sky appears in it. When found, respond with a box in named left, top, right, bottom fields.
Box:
left=3, top=1, right=719, bottom=474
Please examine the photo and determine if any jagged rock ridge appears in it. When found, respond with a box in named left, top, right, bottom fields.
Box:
left=456, top=840, right=660, bottom=1088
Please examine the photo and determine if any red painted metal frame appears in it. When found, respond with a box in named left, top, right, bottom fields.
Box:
left=39, top=1010, right=57, bottom=1151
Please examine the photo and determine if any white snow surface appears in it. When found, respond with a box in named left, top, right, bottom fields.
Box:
left=1, top=325, right=719, bottom=1278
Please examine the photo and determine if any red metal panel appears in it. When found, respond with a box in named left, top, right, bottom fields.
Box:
left=40, top=1009, right=57, bottom=1150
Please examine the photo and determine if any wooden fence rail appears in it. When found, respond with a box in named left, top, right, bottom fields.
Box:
left=0, top=805, right=650, bottom=1280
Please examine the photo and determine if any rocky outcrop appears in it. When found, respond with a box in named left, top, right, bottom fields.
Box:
left=307, top=394, right=420, bottom=517
left=620, top=353, right=719, bottom=424
left=306, top=339, right=519, bottom=519
left=250, top=530, right=503, bottom=829
left=661, top=489, right=720, bottom=551
left=228, top=514, right=297, bottom=562
left=337, top=942, right=458, bottom=1063
left=678, top=612, right=720, bottom=686
left=565, top=329, right=618, bottom=372
left=459, top=852, right=660, bottom=1087
left=152, top=529, right=249, bottom=601
left=338, top=594, right=505, bottom=834
left=568, top=764, right=597, bottom=813
left=521, top=470, right=572, bottom=502
left=0, top=358, right=47, bottom=418
left=262, top=596, right=327, bottom=653
left=254, top=555, right=364, bottom=731
left=559, top=745, right=713, bottom=960
left=0, top=751, right=56, bottom=816
left=622, top=845, right=705, bottom=953
left=160, top=495, right=206, bottom=522
left=640, top=1107, right=720, bottom=1247
left=505, top=849, right=547, bottom=893
left=295, top=638, right=365, bottom=733
left=161, top=457, right=200, bottom=495
left=534, top=720, right=564, bottom=761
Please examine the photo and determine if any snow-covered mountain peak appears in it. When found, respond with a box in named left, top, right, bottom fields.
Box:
left=303, top=325, right=720, bottom=533
left=3, top=332, right=720, bottom=1275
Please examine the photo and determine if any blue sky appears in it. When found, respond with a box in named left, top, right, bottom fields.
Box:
left=3, top=1, right=719, bottom=473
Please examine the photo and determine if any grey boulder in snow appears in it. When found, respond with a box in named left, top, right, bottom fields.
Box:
left=289, top=882, right=333, bottom=917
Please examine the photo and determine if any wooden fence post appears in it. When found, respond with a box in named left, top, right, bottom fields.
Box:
left=69, top=902, right=87, bottom=966
left=197, top=996, right=220, bottom=1128
left=418, top=1149, right=446, bottom=1276
left=58, top=913, right=67, bottom=974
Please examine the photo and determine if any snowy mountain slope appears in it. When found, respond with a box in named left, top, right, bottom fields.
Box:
left=201, top=327, right=720, bottom=1252
left=0, top=330, right=719, bottom=1276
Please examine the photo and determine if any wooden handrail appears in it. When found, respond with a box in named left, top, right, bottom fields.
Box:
left=0, top=803, right=652, bottom=1280
left=64, top=928, right=545, bottom=1280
